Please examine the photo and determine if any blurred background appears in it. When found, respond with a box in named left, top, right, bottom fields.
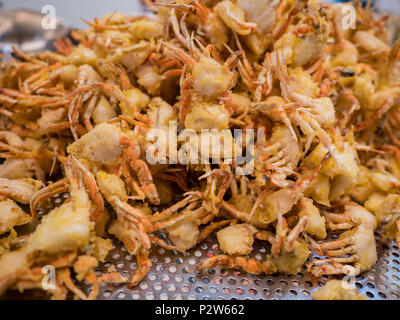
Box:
left=0, top=0, right=399, bottom=53
left=2, top=0, right=400, bottom=29
left=1, top=0, right=146, bottom=29
left=0, top=0, right=148, bottom=53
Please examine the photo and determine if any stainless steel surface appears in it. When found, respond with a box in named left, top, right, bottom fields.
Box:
left=39, top=195, right=399, bottom=300
left=0, top=8, right=68, bottom=53
left=0, top=176, right=397, bottom=298
left=90, top=229, right=399, bottom=300
left=4, top=185, right=399, bottom=300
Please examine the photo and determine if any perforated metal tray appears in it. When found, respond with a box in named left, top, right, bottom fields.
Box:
left=89, top=230, right=400, bottom=300
left=2, top=191, right=400, bottom=300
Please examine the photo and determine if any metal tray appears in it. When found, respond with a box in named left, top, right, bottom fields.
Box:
left=93, top=229, right=399, bottom=300
left=4, top=192, right=400, bottom=300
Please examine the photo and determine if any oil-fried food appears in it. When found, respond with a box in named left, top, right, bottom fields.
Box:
left=0, top=0, right=399, bottom=299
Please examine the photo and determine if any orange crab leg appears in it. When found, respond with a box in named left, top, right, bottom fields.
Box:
left=196, top=255, right=275, bottom=275
left=197, top=219, right=237, bottom=244
left=30, top=178, right=69, bottom=219
left=128, top=250, right=152, bottom=288
left=285, top=216, right=308, bottom=252
left=149, top=235, right=184, bottom=253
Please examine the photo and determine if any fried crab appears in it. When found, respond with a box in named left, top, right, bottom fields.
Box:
left=0, top=0, right=399, bottom=299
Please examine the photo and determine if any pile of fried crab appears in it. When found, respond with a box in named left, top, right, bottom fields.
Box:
left=0, top=0, right=400, bottom=300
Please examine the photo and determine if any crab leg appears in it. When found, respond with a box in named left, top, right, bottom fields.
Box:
left=271, top=208, right=288, bottom=257
left=325, top=246, right=356, bottom=257
left=30, top=178, right=69, bottom=219
left=319, top=237, right=354, bottom=251
left=149, top=235, right=184, bottom=253
left=197, top=219, right=236, bottom=244
left=71, top=155, right=104, bottom=221
left=196, top=255, right=275, bottom=275
left=151, top=194, right=197, bottom=223
left=58, top=268, right=88, bottom=300
left=128, top=250, right=152, bottom=288
left=112, top=198, right=153, bottom=232
left=285, top=216, right=308, bottom=252
left=121, top=136, right=160, bottom=205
